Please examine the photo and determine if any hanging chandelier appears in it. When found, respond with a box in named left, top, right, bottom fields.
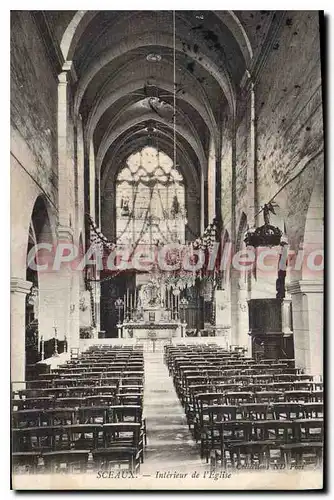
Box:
left=244, top=202, right=286, bottom=248
left=193, top=218, right=218, bottom=250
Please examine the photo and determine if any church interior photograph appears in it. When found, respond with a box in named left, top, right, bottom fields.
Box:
left=10, top=10, right=324, bottom=489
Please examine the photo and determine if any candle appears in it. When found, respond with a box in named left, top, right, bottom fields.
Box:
left=127, top=288, right=129, bottom=309
left=123, top=294, right=126, bottom=315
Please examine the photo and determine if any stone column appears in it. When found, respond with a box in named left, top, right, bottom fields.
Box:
left=288, top=280, right=323, bottom=377
left=11, top=278, right=32, bottom=382
left=101, top=188, right=115, bottom=240
left=53, top=226, right=73, bottom=346
left=57, top=66, right=76, bottom=349
left=38, top=271, right=58, bottom=343
left=215, top=289, right=231, bottom=347
left=58, top=71, right=71, bottom=229
left=230, top=269, right=239, bottom=347
left=69, top=270, right=80, bottom=351
left=215, top=153, right=222, bottom=223
left=94, top=276, right=101, bottom=333
left=281, top=298, right=293, bottom=335
left=238, top=291, right=252, bottom=357
left=207, top=137, right=216, bottom=222
left=235, top=274, right=251, bottom=355
left=200, top=171, right=205, bottom=233
left=229, top=115, right=238, bottom=347
left=247, top=77, right=257, bottom=226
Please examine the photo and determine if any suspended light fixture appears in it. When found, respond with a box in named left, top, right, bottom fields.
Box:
left=146, top=53, right=162, bottom=62
left=146, top=12, right=162, bottom=64
left=173, top=10, right=177, bottom=172
left=244, top=202, right=286, bottom=248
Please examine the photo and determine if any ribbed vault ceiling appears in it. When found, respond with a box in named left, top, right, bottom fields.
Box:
left=54, top=10, right=255, bottom=190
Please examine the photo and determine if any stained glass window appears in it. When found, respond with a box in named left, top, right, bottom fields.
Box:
left=116, top=147, right=186, bottom=245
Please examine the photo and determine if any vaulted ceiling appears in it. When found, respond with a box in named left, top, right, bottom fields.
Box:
left=44, top=10, right=276, bottom=190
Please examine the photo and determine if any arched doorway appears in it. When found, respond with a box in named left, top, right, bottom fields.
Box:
left=25, top=195, right=57, bottom=378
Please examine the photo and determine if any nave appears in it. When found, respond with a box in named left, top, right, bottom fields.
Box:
left=12, top=341, right=323, bottom=486
left=10, top=10, right=325, bottom=490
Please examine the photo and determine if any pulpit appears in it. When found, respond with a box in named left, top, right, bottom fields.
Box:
left=248, top=298, right=285, bottom=359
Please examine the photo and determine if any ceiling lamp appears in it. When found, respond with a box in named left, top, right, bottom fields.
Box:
left=244, top=202, right=285, bottom=248
left=146, top=53, right=162, bottom=62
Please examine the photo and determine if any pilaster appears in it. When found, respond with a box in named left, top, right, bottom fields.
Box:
left=11, top=278, right=32, bottom=382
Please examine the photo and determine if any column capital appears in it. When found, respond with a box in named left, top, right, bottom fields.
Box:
left=11, top=278, right=32, bottom=295
left=287, top=279, right=323, bottom=295
left=62, top=60, right=77, bottom=84
left=58, top=71, right=68, bottom=84
left=57, top=225, right=74, bottom=242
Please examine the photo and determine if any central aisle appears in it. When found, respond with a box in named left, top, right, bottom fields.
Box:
left=141, top=347, right=203, bottom=474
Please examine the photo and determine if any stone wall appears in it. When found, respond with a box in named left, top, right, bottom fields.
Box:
left=255, top=11, right=323, bottom=209
left=11, top=11, right=58, bottom=206
left=220, top=11, right=323, bottom=242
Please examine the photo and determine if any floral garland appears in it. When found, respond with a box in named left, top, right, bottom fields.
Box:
left=86, top=214, right=218, bottom=288
left=87, top=214, right=218, bottom=253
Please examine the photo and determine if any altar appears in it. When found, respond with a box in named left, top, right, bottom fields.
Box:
left=120, top=320, right=184, bottom=339
left=116, top=274, right=190, bottom=339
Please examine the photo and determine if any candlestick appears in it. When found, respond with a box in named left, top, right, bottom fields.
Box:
left=53, top=326, right=59, bottom=356
left=40, top=335, right=44, bottom=361
left=123, top=294, right=126, bottom=317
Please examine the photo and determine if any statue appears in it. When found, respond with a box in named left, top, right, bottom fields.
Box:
left=262, top=202, right=278, bottom=225
left=138, top=280, right=161, bottom=308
